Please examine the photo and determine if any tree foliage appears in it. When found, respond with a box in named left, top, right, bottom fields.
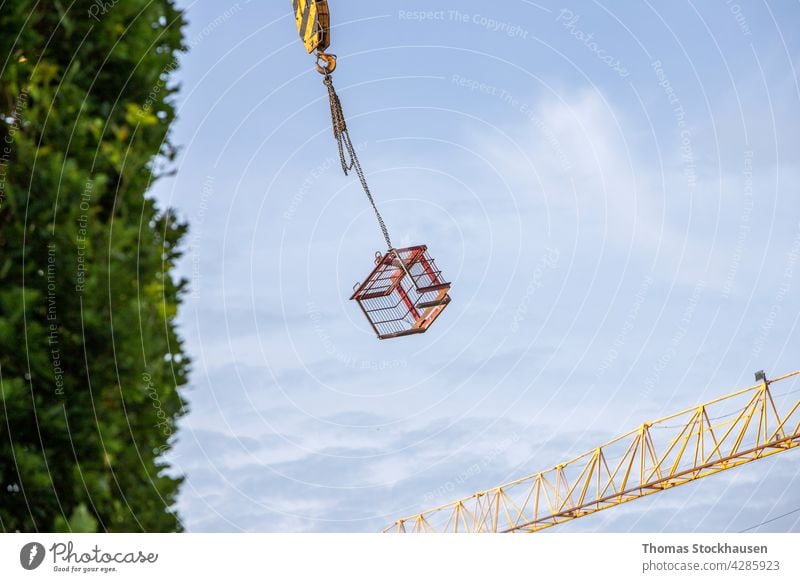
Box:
left=0, top=0, right=189, bottom=532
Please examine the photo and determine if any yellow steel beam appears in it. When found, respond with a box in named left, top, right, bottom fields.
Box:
left=384, top=370, right=800, bottom=533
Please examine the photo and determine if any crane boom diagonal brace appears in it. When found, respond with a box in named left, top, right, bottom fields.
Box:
left=385, top=370, right=800, bottom=533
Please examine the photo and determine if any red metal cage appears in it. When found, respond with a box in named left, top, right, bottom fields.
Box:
left=350, top=245, right=451, bottom=339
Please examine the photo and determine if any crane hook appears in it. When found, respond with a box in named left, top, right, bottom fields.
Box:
left=315, top=52, right=337, bottom=75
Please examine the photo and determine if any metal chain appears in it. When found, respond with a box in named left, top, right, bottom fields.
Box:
left=323, top=74, right=393, bottom=251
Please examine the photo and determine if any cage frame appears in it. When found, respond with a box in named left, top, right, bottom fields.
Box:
left=350, top=245, right=451, bottom=340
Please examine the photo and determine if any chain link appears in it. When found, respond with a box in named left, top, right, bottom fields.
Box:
left=323, top=74, right=393, bottom=251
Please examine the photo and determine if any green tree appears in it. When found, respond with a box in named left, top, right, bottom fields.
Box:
left=0, top=0, right=189, bottom=531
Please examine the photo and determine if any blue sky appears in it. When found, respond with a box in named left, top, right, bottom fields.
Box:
left=152, top=0, right=800, bottom=532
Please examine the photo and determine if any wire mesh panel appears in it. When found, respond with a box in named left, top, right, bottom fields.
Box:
left=351, top=245, right=451, bottom=339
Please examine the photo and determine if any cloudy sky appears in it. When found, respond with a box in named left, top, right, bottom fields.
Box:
left=151, top=0, right=800, bottom=532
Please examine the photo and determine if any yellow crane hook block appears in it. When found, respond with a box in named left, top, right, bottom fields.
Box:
left=293, top=0, right=331, bottom=54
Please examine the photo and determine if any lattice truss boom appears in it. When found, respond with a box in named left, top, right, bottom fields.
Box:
left=385, top=371, right=800, bottom=533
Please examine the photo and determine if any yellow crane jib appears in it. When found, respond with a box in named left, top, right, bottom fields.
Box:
left=385, top=369, right=800, bottom=532
left=293, top=0, right=336, bottom=74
